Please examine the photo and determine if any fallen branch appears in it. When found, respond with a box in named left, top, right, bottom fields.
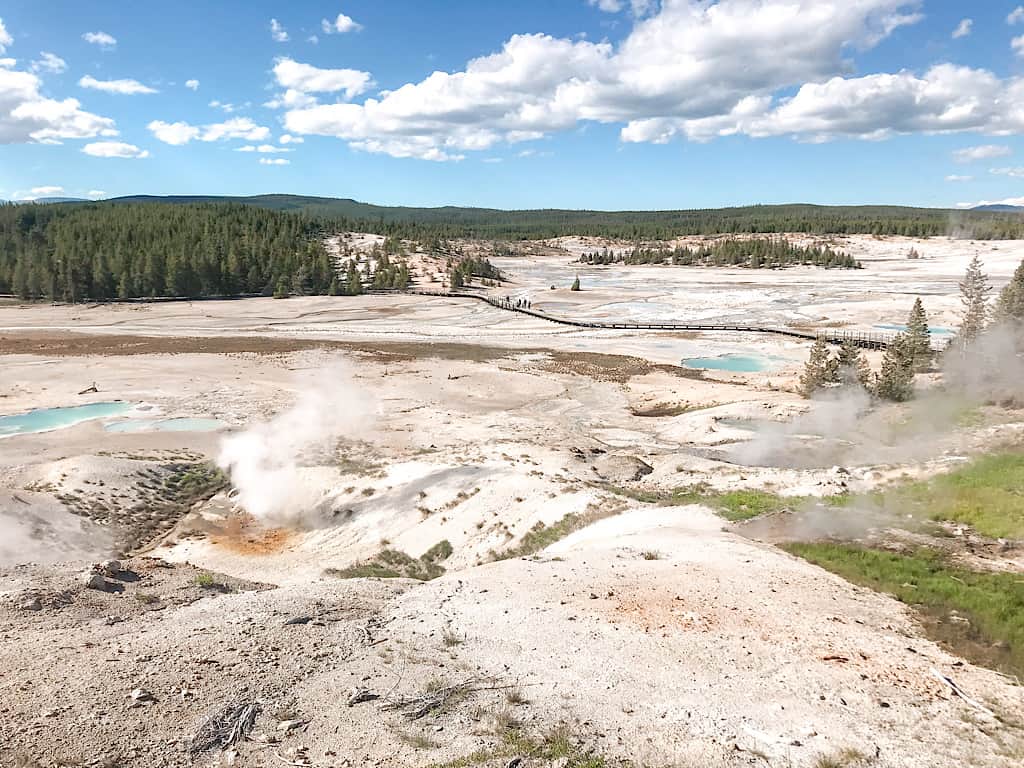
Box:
left=190, top=699, right=261, bottom=754
left=930, top=668, right=996, bottom=718
left=381, top=676, right=514, bottom=720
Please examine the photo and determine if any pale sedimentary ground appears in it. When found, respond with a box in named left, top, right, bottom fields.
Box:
left=1, top=235, right=1023, bottom=767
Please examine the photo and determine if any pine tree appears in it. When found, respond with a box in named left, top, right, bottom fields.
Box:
left=956, top=255, right=991, bottom=346
left=570, top=275, right=581, bottom=291
left=874, top=334, right=915, bottom=402
left=995, top=259, right=1024, bottom=324
left=834, top=340, right=872, bottom=388
left=905, top=298, right=932, bottom=371
left=799, top=338, right=832, bottom=397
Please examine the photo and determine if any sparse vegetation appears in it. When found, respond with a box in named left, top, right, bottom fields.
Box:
left=325, top=540, right=453, bottom=581
left=813, top=747, right=871, bottom=768
left=606, top=483, right=799, bottom=522
left=784, top=543, right=1024, bottom=677
left=492, top=507, right=615, bottom=560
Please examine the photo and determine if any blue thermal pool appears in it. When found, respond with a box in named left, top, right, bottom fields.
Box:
left=0, top=402, right=133, bottom=437
left=873, top=323, right=954, bottom=335
left=104, top=418, right=225, bottom=433
left=681, top=354, right=780, bottom=372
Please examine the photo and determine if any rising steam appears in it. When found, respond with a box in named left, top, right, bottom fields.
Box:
left=217, top=361, right=376, bottom=524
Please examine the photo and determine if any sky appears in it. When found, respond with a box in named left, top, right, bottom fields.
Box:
left=2, top=0, right=1024, bottom=210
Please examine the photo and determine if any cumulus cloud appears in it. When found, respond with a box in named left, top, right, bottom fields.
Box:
left=270, top=19, right=289, bottom=43
left=1010, top=7, right=1024, bottom=25
left=1014, top=35, right=1024, bottom=57
left=185, top=79, right=199, bottom=91
left=259, top=157, right=289, bottom=165
left=321, top=12, right=361, bottom=34
left=235, top=143, right=291, bottom=153
left=277, top=0, right=937, bottom=160
left=279, top=133, right=303, bottom=144
left=20, top=185, right=63, bottom=198
left=82, top=140, right=149, bottom=158
left=0, top=18, right=12, bottom=54
left=147, top=116, right=271, bottom=145
left=944, top=174, right=972, bottom=182
left=79, top=75, right=157, bottom=95
left=31, top=52, right=67, bottom=74
left=991, top=166, right=1024, bottom=178
left=86, top=189, right=105, bottom=199
left=953, top=144, right=1012, bottom=163
left=272, top=57, right=371, bottom=99
left=82, top=31, right=116, bottom=49
left=1, top=64, right=117, bottom=143
left=951, top=18, right=972, bottom=39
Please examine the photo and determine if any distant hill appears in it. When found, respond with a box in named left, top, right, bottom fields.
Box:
left=31, top=196, right=88, bottom=204
left=99, top=194, right=1024, bottom=240
left=972, top=204, right=1024, bottom=213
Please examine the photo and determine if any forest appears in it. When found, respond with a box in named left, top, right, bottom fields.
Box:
left=0, top=202, right=334, bottom=301
left=578, top=237, right=861, bottom=269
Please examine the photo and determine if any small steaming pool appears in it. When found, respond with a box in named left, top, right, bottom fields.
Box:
left=0, top=402, right=133, bottom=437
left=681, top=354, right=780, bottom=373
left=104, top=417, right=225, bottom=434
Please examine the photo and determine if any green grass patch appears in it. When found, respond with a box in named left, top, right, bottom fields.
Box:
left=784, top=542, right=1024, bottom=678
left=852, top=452, right=1024, bottom=539
left=427, top=725, right=620, bottom=768
left=605, top=483, right=800, bottom=522
left=492, top=508, right=614, bottom=561
left=325, top=541, right=452, bottom=581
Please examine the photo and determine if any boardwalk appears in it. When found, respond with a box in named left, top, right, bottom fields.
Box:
left=403, top=289, right=908, bottom=350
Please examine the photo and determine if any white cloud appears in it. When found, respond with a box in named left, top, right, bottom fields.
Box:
left=953, top=144, right=1012, bottom=163
left=79, top=75, right=158, bottom=95
left=86, top=189, right=106, bottom=199
left=280, top=0, right=931, bottom=160
left=321, top=12, right=361, bottom=34
left=19, top=185, right=64, bottom=199
left=271, top=57, right=371, bottom=99
left=0, top=18, right=12, bottom=54
left=587, top=0, right=655, bottom=15
left=944, top=174, right=972, bottom=182
left=82, top=140, right=148, bottom=158
left=307, top=35, right=319, bottom=45
left=955, top=196, right=1024, bottom=209
left=588, top=0, right=624, bottom=11
left=270, top=19, right=289, bottom=43
left=990, top=166, right=1024, bottom=178
left=235, top=143, right=292, bottom=153
left=146, top=120, right=199, bottom=145
left=951, top=18, right=972, bottom=39
left=32, top=52, right=67, bottom=74
left=1014, top=34, right=1024, bottom=57
left=259, top=157, right=289, bottom=165
left=185, top=79, right=200, bottom=91
left=1, top=64, right=117, bottom=144
left=1009, top=7, right=1024, bottom=25
left=209, top=99, right=245, bottom=113
left=482, top=157, right=502, bottom=163
left=82, top=31, right=116, bottom=49
left=147, top=117, right=271, bottom=145
left=0, top=58, right=15, bottom=69
left=279, top=133, right=303, bottom=144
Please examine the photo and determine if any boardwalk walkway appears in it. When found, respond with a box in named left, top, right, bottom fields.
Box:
left=401, top=289, right=901, bottom=350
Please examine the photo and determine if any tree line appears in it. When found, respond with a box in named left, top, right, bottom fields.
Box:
left=0, top=202, right=335, bottom=301
left=579, top=238, right=861, bottom=269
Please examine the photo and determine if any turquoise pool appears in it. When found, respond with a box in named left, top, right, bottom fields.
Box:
left=681, top=354, right=779, bottom=372
left=105, top=417, right=225, bottom=433
left=874, top=323, right=954, bottom=335
left=0, top=402, right=133, bottom=437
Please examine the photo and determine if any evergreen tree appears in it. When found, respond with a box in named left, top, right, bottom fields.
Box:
left=995, top=259, right=1024, bottom=324
left=799, top=338, right=832, bottom=397
left=956, top=255, right=991, bottom=346
left=834, top=341, right=872, bottom=388
left=570, top=275, right=581, bottom=291
left=905, top=298, right=932, bottom=371
left=874, top=334, right=915, bottom=402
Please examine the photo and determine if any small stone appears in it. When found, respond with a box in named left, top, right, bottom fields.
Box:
left=130, top=688, right=155, bottom=703
left=19, top=597, right=42, bottom=611
left=277, top=719, right=306, bottom=732
left=82, top=572, right=109, bottom=591
left=99, top=559, right=122, bottom=575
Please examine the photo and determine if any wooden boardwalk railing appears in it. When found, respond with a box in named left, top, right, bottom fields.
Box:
left=392, top=289, right=909, bottom=350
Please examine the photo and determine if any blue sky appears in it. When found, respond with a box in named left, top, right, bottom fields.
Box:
left=2, top=1, right=1024, bottom=209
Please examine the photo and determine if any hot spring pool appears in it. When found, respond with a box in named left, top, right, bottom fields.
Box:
left=104, top=417, right=225, bottom=433
left=873, top=323, right=954, bottom=335
left=681, top=354, right=779, bottom=373
left=0, top=401, right=133, bottom=437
